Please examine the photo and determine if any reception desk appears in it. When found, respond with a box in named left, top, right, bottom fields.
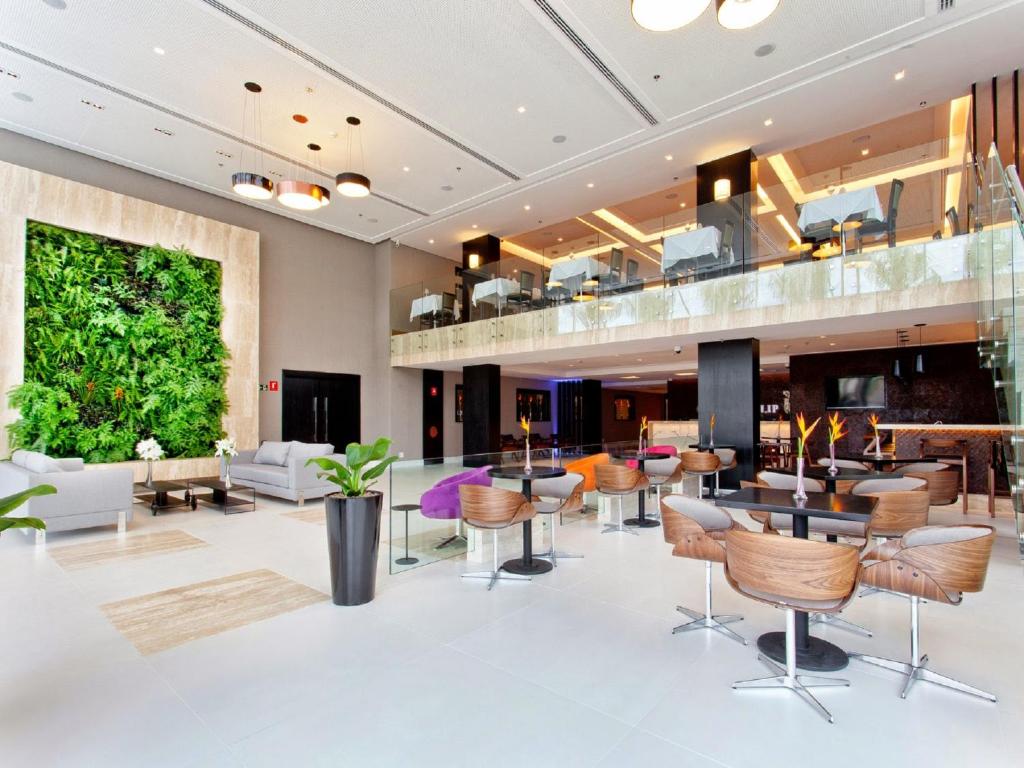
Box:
left=878, top=423, right=1010, bottom=498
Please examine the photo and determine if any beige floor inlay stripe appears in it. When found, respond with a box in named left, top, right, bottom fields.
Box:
left=283, top=508, right=326, bottom=525
left=49, top=529, right=207, bottom=570
left=101, top=569, right=327, bottom=655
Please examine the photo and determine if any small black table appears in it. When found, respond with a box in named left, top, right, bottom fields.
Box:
left=716, top=487, right=876, bottom=672
left=610, top=451, right=669, bottom=528
left=187, top=477, right=256, bottom=515
left=688, top=443, right=736, bottom=452
left=488, top=465, right=565, bottom=576
left=391, top=504, right=421, bottom=566
left=134, top=481, right=189, bottom=515
left=837, top=454, right=939, bottom=470
left=771, top=465, right=903, bottom=494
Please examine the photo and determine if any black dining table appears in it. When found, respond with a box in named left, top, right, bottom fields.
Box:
left=716, top=487, right=876, bottom=672
left=610, top=450, right=669, bottom=528
left=837, top=454, right=940, bottom=470
left=487, top=465, right=565, bottom=576
left=688, top=443, right=736, bottom=452
left=771, top=464, right=903, bottom=494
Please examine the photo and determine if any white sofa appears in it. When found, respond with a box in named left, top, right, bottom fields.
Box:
left=0, top=450, right=133, bottom=541
left=224, top=441, right=346, bottom=504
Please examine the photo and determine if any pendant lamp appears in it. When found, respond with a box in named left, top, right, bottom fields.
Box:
left=715, top=0, right=780, bottom=30
left=231, top=82, right=274, bottom=200
left=336, top=116, right=371, bottom=198
left=631, top=0, right=710, bottom=31
left=279, top=143, right=330, bottom=211
left=914, top=323, right=926, bottom=374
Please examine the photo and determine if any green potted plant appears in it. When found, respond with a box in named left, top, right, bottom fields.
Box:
left=0, top=485, right=57, bottom=536
left=307, top=438, right=398, bottom=606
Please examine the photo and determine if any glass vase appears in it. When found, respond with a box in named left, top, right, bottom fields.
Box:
left=524, top=437, right=532, bottom=474
left=145, top=460, right=153, bottom=488
left=793, top=457, right=808, bottom=501
left=828, top=444, right=838, bottom=475
left=874, top=430, right=883, bottom=459
left=709, top=427, right=714, bottom=450
left=224, top=463, right=232, bottom=489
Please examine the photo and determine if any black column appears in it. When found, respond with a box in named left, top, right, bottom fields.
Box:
left=696, top=149, right=757, bottom=272
left=557, top=379, right=603, bottom=453
left=459, top=235, right=501, bottom=323
left=698, top=339, right=760, bottom=487
left=463, top=364, right=500, bottom=466
left=422, top=369, right=443, bottom=465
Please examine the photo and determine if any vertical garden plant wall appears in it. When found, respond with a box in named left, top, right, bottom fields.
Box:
left=7, top=221, right=228, bottom=462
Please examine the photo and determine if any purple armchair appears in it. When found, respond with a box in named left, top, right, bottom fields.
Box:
left=420, top=465, right=493, bottom=549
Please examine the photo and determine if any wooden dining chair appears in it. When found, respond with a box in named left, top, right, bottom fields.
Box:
left=901, top=462, right=960, bottom=507
left=724, top=530, right=862, bottom=723
left=661, top=495, right=746, bottom=645
left=681, top=451, right=720, bottom=498
left=850, top=525, right=996, bottom=702
left=529, top=473, right=584, bottom=566
left=595, top=463, right=647, bottom=535
left=458, top=485, right=537, bottom=590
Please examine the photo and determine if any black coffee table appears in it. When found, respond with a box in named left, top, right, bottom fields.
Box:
left=133, top=480, right=189, bottom=515
left=771, top=465, right=903, bottom=494
left=187, top=477, right=255, bottom=515
left=488, top=465, right=565, bottom=575
left=610, top=451, right=669, bottom=528
left=716, top=487, right=876, bottom=672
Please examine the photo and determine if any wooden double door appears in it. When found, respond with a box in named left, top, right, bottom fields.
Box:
left=281, top=370, right=360, bottom=449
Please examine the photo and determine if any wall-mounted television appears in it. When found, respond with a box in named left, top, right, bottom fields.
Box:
left=825, top=375, right=886, bottom=409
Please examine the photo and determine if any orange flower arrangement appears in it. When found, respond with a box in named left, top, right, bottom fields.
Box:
left=520, top=415, right=530, bottom=435
left=794, top=412, right=821, bottom=459
left=827, top=412, right=847, bottom=445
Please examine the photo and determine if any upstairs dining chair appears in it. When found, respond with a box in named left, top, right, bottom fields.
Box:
left=595, top=463, right=647, bottom=535
left=609, top=249, right=624, bottom=282
left=507, top=271, right=535, bottom=312
left=661, top=495, right=746, bottom=645
left=529, top=472, right=585, bottom=566
left=458, top=485, right=537, bottom=591
left=440, top=291, right=456, bottom=325
left=857, top=178, right=904, bottom=248
left=725, top=530, right=862, bottom=724
left=850, top=525, right=996, bottom=702
left=946, top=206, right=963, bottom=236
left=719, top=220, right=736, bottom=266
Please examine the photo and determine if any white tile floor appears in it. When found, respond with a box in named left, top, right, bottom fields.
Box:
left=1, top=478, right=1021, bottom=768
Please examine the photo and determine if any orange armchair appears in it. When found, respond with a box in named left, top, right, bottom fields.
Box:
left=565, top=452, right=610, bottom=493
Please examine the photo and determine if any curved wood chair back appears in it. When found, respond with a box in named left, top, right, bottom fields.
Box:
left=458, top=485, right=535, bottom=528
left=681, top=451, right=721, bottom=473
left=565, top=452, right=610, bottom=493
left=660, top=495, right=737, bottom=563
left=906, top=468, right=959, bottom=505
left=595, top=462, right=646, bottom=493
left=865, top=490, right=930, bottom=537
left=540, top=478, right=585, bottom=517
left=724, top=529, right=860, bottom=606
left=862, top=525, right=994, bottom=603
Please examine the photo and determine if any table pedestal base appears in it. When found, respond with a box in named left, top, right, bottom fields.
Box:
left=757, top=632, right=848, bottom=672
left=623, top=518, right=660, bottom=528
left=502, top=558, right=553, bottom=576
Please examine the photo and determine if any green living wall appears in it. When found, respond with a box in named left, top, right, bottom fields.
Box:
left=7, top=221, right=228, bottom=462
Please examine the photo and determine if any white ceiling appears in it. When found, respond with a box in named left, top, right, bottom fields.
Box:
left=0, top=0, right=1021, bottom=248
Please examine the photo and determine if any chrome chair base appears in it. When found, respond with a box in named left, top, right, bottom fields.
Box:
left=461, top=529, right=532, bottom=591
left=809, top=611, right=873, bottom=637
left=435, top=534, right=467, bottom=550
left=849, top=653, right=996, bottom=701
left=673, top=561, right=746, bottom=645
left=600, top=495, right=638, bottom=535
left=535, top=512, right=583, bottom=566
left=734, top=654, right=849, bottom=724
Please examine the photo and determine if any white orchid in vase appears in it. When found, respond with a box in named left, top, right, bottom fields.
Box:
left=135, top=437, right=164, bottom=487
left=215, top=437, right=238, bottom=486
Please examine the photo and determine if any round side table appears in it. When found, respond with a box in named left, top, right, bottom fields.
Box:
left=392, top=504, right=421, bottom=565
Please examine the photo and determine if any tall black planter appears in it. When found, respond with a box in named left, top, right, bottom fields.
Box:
left=325, top=491, right=382, bottom=606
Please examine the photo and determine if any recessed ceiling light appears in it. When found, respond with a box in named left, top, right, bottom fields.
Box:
left=894, top=69, right=906, bottom=81
left=557, top=237, right=564, bottom=242
left=664, top=154, right=673, bottom=161
left=679, top=202, right=687, bottom=208
left=829, top=342, right=836, bottom=346
left=764, top=117, right=773, bottom=126
left=819, top=335, right=826, bottom=339
left=402, top=166, right=410, bottom=172
left=328, top=130, right=338, bottom=139
left=586, top=182, right=595, bottom=188
left=861, top=148, right=870, bottom=156
left=552, top=134, right=567, bottom=143
left=675, top=372, right=695, bottom=376
left=428, top=239, right=435, bottom=244
left=471, top=224, right=478, bottom=229
left=517, top=106, right=526, bottom=114
left=523, top=204, right=531, bottom=211
left=11, top=92, right=33, bottom=103
left=152, top=46, right=165, bottom=55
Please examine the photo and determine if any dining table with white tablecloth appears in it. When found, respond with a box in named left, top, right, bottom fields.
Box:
left=471, top=277, right=521, bottom=307
left=797, top=188, right=884, bottom=232
left=661, top=226, right=722, bottom=273
left=549, top=256, right=610, bottom=283
left=409, top=294, right=459, bottom=321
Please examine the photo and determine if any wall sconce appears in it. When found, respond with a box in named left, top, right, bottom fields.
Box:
left=714, top=178, right=731, bottom=201
left=468, top=252, right=480, bottom=269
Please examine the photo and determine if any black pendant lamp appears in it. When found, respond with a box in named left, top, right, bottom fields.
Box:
left=914, top=323, right=926, bottom=374
left=231, top=82, right=274, bottom=200
left=336, top=116, right=371, bottom=198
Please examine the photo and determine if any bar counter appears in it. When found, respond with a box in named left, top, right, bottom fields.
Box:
left=877, top=423, right=1009, bottom=494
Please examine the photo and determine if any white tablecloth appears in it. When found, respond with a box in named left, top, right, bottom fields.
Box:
left=410, top=294, right=443, bottom=320
left=797, top=188, right=884, bottom=231
left=549, top=257, right=610, bottom=283
left=661, top=227, right=722, bottom=272
left=472, top=277, right=521, bottom=306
